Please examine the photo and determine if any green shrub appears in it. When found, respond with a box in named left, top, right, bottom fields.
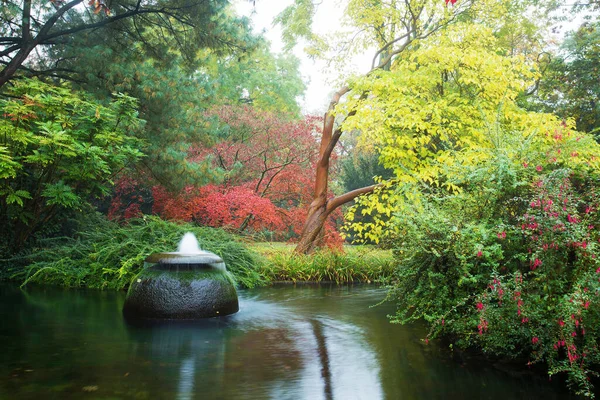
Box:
left=3, top=214, right=265, bottom=289
left=0, top=79, right=144, bottom=250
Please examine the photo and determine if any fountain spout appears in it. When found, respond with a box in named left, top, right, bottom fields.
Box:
left=177, top=232, right=202, bottom=254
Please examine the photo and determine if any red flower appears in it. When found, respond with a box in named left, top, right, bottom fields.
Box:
left=476, top=302, right=484, bottom=311
left=476, top=250, right=483, bottom=257
left=536, top=165, right=543, bottom=172
left=532, top=337, right=539, bottom=345
left=445, top=0, right=457, bottom=4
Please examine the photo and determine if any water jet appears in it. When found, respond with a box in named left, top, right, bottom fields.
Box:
left=123, top=233, right=239, bottom=319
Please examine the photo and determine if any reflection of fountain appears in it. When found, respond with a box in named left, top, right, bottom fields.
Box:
left=122, top=233, right=239, bottom=319
left=177, top=356, right=196, bottom=400
left=123, top=317, right=230, bottom=399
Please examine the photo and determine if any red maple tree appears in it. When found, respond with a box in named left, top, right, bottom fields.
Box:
left=109, top=105, right=344, bottom=246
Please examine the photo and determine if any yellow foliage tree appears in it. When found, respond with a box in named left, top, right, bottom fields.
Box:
left=343, top=23, right=600, bottom=243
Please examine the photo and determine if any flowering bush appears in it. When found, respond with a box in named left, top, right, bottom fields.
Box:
left=388, top=141, right=600, bottom=396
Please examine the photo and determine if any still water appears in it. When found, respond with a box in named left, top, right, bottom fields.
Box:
left=0, top=284, right=568, bottom=400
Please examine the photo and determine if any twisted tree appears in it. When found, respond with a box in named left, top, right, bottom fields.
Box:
left=287, top=0, right=474, bottom=253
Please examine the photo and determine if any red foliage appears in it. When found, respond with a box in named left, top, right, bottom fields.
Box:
left=109, top=105, right=345, bottom=245
left=190, top=105, right=321, bottom=191
left=153, top=184, right=284, bottom=231
left=108, top=176, right=146, bottom=220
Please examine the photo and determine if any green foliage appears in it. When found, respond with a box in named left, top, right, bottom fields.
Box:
left=0, top=0, right=245, bottom=85
left=53, top=30, right=304, bottom=189
left=343, top=22, right=581, bottom=243
left=533, top=21, right=600, bottom=136
left=5, top=214, right=264, bottom=290
left=201, top=45, right=306, bottom=116
left=333, top=15, right=600, bottom=395
left=273, top=0, right=319, bottom=51
left=0, top=78, right=143, bottom=249
left=340, top=150, right=393, bottom=193
left=339, top=148, right=394, bottom=244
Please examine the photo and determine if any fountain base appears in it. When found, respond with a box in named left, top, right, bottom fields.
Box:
left=123, top=249, right=239, bottom=319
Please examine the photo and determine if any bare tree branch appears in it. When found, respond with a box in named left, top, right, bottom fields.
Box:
left=327, top=184, right=380, bottom=213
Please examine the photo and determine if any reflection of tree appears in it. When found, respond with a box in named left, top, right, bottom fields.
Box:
left=310, top=319, right=333, bottom=400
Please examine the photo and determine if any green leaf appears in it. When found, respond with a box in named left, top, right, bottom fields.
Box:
left=42, top=181, right=81, bottom=208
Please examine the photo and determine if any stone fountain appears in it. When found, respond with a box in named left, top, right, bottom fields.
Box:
left=123, top=233, right=239, bottom=319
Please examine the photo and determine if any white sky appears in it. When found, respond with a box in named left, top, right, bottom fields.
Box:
left=234, top=0, right=372, bottom=115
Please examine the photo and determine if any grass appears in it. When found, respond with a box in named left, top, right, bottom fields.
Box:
left=249, top=242, right=395, bottom=284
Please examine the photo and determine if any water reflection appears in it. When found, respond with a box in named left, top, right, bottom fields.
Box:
left=0, top=284, right=572, bottom=399
left=178, top=356, right=195, bottom=400
left=310, top=319, right=333, bottom=400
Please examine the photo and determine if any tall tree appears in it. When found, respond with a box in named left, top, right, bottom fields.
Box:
left=532, top=21, right=600, bottom=136
left=41, top=10, right=304, bottom=189
left=279, top=0, right=476, bottom=253
left=275, top=0, right=562, bottom=253
left=342, top=22, right=569, bottom=242
left=113, top=105, right=334, bottom=240
left=0, top=0, right=248, bottom=88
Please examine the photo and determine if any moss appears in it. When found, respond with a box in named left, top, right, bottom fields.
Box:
left=135, top=268, right=236, bottom=286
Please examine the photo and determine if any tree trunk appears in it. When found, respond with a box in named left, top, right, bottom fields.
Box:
left=295, top=200, right=329, bottom=254
left=294, top=87, right=379, bottom=254
left=0, top=45, right=35, bottom=87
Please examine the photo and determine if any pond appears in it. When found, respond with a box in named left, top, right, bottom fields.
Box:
left=0, top=284, right=569, bottom=399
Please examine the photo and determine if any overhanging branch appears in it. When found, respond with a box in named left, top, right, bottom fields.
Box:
left=326, top=184, right=380, bottom=213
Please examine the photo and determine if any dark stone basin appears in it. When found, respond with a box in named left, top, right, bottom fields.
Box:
left=123, top=252, right=239, bottom=319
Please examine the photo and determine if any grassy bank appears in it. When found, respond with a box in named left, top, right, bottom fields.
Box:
left=250, top=242, right=395, bottom=284
left=1, top=215, right=395, bottom=289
